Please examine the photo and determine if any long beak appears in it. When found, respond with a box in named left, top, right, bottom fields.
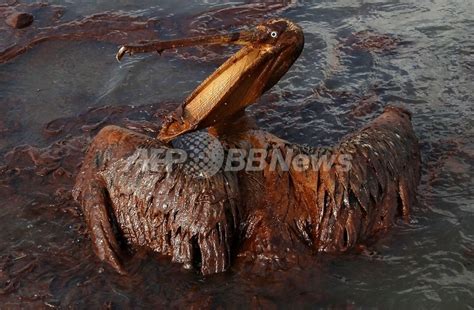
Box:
left=116, top=30, right=260, bottom=61
left=115, top=27, right=292, bottom=143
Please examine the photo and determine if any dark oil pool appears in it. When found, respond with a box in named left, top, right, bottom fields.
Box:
left=0, top=1, right=472, bottom=308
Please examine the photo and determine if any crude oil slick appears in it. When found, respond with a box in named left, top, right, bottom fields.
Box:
left=0, top=1, right=472, bottom=308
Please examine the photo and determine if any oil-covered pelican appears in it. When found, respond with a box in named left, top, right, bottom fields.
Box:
left=73, top=19, right=421, bottom=275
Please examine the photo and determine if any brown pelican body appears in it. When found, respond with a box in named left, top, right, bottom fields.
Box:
left=73, top=19, right=421, bottom=275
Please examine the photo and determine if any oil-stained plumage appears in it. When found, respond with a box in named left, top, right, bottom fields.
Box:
left=73, top=18, right=421, bottom=275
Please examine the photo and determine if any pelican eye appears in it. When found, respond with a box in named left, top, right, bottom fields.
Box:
left=270, top=31, right=278, bottom=38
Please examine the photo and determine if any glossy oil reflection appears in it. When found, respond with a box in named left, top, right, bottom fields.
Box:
left=0, top=0, right=472, bottom=308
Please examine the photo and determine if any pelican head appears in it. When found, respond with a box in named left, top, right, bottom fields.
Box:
left=117, top=18, right=304, bottom=142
